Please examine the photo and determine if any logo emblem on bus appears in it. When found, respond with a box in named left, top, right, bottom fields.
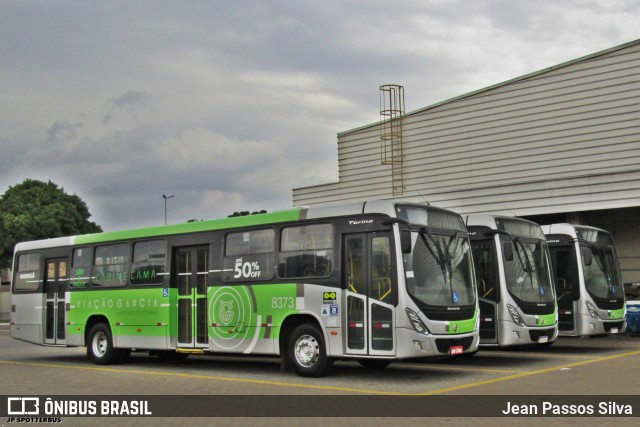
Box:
left=219, top=300, right=235, bottom=324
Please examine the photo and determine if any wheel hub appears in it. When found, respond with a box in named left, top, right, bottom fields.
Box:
left=294, top=334, right=319, bottom=367
left=93, top=331, right=107, bottom=357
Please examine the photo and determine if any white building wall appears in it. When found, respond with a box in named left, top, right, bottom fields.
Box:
left=293, top=40, right=640, bottom=217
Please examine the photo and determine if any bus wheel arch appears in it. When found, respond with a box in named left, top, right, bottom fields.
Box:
left=85, top=317, right=128, bottom=365
left=280, top=315, right=333, bottom=377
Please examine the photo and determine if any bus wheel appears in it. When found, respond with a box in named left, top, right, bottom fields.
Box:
left=287, top=324, right=333, bottom=377
left=358, top=359, right=392, bottom=370
left=87, top=323, right=119, bottom=365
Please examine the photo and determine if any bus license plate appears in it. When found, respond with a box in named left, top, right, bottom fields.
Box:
left=449, top=345, right=464, bottom=355
left=538, top=336, right=548, bottom=344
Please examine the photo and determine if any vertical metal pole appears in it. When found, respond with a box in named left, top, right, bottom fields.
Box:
left=163, top=194, right=175, bottom=225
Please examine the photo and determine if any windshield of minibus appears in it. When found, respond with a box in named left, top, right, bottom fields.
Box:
left=503, top=238, right=555, bottom=303
left=581, top=244, right=625, bottom=300
left=576, top=227, right=625, bottom=301
left=404, top=230, right=476, bottom=307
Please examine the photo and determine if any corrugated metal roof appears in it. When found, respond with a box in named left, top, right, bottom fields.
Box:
left=338, top=38, right=640, bottom=137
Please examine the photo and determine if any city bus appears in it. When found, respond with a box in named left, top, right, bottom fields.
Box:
left=465, top=215, right=558, bottom=347
left=10, top=200, right=479, bottom=377
left=541, top=224, right=626, bottom=337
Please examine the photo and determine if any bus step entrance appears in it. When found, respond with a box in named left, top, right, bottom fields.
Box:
left=176, top=348, right=206, bottom=354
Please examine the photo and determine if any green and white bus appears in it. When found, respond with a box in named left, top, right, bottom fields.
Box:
left=541, top=224, right=626, bottom=337
left=10, top=200, right=479, bottom=377
left=465, top=215, right=558, bottom=347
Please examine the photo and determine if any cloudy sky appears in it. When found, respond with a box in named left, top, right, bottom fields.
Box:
left=1, top=0, right=638, bottom=231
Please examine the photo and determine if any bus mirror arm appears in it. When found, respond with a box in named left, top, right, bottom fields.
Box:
left=380, top=218, right=412, bottom=253
left=503, top=241, right=514, bottom=261
left=486, top=230, right=514, bottom=261
left=400, top=230, right=412, bottom=253
left=581, top=247, right=593, bottom=266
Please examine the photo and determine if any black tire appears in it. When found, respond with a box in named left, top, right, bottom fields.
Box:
left=358, top=359, right=392, bottom=370
left=287, top=324, right=333, bottom=377
left=87, top=323, right=119, bottom=365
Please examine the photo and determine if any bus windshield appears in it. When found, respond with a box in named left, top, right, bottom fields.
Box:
left=504, top=238, right=555, bottom=304
left=581, top=244, right=625, bottom=300
left=404, top=229, right=476, bottom=307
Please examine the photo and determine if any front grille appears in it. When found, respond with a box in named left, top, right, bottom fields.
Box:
left=519, top=304, right=555, bottom=316
left=528, top=328, right=555, bottom=342
left=424, top=307, right=476, bottom=321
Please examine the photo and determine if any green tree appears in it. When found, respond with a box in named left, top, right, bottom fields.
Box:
left=0, top=179, right=102, bottom=267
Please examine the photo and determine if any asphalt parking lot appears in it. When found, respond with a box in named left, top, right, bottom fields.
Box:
left=1, top=324, right=639, bottom=426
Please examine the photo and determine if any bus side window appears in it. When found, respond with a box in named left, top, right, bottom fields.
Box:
left=371, top=235, right=395, bottom=304
left=345, top=237, right=364, bottom=294
left=70, top=247, right=91, bottom=288
left=131, top=240, right=166, bottom=285
left=222, top=229, right=275, bottom=282
left=550, top=247, right=578, bottom=302
left=278, top=223, right=333, bottom=278
left=471, top=240, right=498, bottom=302
left=93, top=243, right=130, bottom=287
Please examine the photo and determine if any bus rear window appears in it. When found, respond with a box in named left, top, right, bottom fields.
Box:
left=14, top=252, right=41, bottom=291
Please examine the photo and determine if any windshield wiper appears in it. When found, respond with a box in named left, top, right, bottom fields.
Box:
left=418, top=227, right=451, bottom=284
left=513, top=237, right=534, bottom=287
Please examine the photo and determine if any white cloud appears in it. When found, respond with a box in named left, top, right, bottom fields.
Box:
left=1, top=0, right=638, bottom=231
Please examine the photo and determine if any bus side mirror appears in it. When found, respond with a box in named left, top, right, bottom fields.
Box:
left=581, top=247, right=593, bottom=266
left=400, top=230, right=412, bottom=254
left=503, top=242, right=514, bottom=261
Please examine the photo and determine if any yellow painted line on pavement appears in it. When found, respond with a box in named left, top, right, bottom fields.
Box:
left=419, top=348, right=640, bottom=395
left=393, top=363, right=522, bottom=374
left=0, top=360, right=401, bottom=395
left=487, top=351, right=599, bottom=360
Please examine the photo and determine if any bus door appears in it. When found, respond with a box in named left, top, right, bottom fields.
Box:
left=44, top=257, right=68, bottom=345
left=470, top=238, right=499, bottom=343
left=344, top=232, right=396, bottom=356
left=548, top=242, right=579, bottom=332
left=175, top=246, right=209, bottom=348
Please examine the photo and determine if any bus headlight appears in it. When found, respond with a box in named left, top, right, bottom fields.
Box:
left=406, top=308, right=430, bottom=334
left=586, top=301, right=600, bottom=319
left=507, top=304, right=525, bottom=327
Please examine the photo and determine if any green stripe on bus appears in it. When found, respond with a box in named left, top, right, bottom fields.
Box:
left=609, top=308, right=625, bottom=320
left=448, top=308, right=478, bottom=334
left=68, top=288, right=171, bottom=335
left=536, top=312, right=557, bottom=327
